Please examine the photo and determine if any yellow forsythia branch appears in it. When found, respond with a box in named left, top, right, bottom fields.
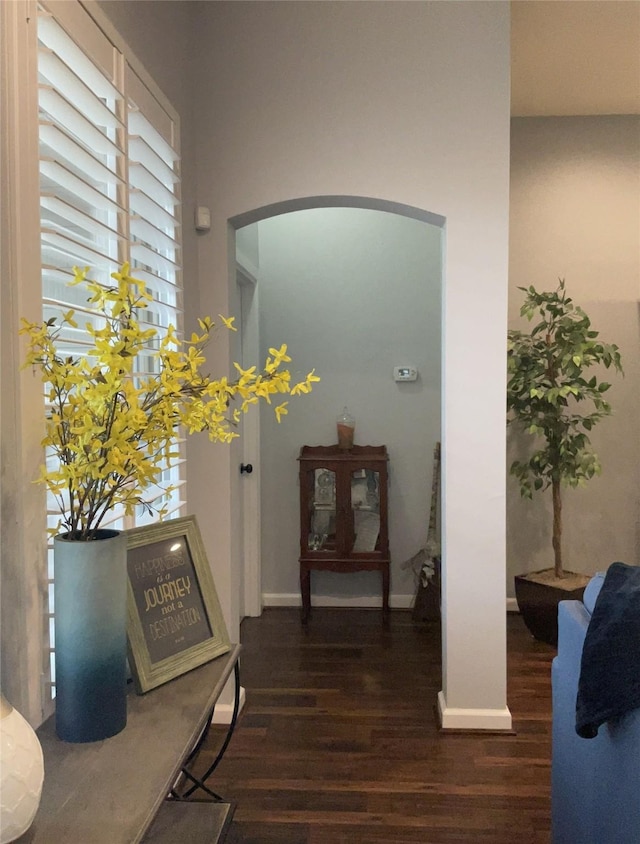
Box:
left=21, top=264, right=319, bottom=539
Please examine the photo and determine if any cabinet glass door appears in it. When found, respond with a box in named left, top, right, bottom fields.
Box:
left=350, top=469, right=380, bottom=553
left=306, top=468, right=336, bottom=551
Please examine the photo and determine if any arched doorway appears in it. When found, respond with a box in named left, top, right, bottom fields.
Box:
left=231, top=199, right=444, bottom=620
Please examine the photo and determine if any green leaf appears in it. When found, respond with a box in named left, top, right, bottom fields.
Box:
left=505, top=279, right=623, bottom=494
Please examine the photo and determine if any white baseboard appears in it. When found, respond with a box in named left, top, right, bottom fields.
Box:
left=262, top=593, right=415, bottom=609
left=263, top=593, right=521, bottom=613
left=211, top=685, right=246, bottom=725
left=437, top=690, right=513, bottom=732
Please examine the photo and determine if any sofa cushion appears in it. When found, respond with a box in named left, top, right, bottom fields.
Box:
left=583, top=572, right=606, bottom=615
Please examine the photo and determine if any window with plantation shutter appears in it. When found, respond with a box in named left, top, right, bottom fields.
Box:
left=126, top=64, right=185, bottom=525
left=36, top=0, right=184, bottom=707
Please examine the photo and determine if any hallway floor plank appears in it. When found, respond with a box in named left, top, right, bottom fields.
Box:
left=198, top=608, right=554, bottom=844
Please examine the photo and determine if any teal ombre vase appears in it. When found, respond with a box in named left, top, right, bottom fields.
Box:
left=53, top=529, right=127, bottom=743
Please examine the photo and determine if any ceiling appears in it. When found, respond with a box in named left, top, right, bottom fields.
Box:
left=511, top=0, right=640, bottom=116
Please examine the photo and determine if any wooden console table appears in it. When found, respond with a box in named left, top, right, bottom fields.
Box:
left=18, top=644, right=241, bottom=843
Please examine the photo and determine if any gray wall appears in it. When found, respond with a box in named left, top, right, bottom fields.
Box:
left=508, top=115, right=640, bottom=590
left=97, top=0, right=513, bottom=725
left=71, top=9, right=640, bottom=605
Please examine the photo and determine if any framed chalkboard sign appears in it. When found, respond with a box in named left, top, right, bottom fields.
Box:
left=125, top=515, right=231, bottom=693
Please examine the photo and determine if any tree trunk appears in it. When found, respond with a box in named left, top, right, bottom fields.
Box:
left=552, top=478, right=563, bottom=578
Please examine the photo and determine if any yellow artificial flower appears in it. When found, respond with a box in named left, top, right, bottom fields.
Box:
left=20, top=263, right=319, bottom=539
left=274, top=402, right=288, bottom=423
left=291, top=369, right=321, bottom=396
left=218, top=315, right=237, bottom=332
left=269, top=344, right=291, bottom=365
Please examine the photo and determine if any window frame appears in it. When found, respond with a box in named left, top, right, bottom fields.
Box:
left=0, top=0, right=185, bottom=724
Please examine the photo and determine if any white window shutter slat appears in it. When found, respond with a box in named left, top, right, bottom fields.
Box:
left=130, top=189, right=178, bottom=234
left=129, top=162, right=178, bottom=212
left=38, top=8, right=121, bottom=97
left=130, top=216, right=179, bottom=253
left=39, top=85, right=121, bottom=155
left=39, top=158, right=123, bottom=217
left=37, top=47, right=123, bottom=130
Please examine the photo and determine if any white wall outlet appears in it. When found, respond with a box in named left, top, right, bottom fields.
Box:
left=393, top=366, right=418, bottom=382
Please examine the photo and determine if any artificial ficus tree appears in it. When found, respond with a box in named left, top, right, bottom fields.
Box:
left=506, top=279, right=622, bottom=578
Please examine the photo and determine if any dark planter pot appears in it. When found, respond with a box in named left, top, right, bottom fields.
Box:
left=514, top=572, right=588, bottom=646
left=54, top=529, right=128, bottom=742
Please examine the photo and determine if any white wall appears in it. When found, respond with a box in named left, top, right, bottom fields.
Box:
left=508, top=115, right=640, bottom=587
left=249, top=207, right=441, bottom=605
left=2, top=0, right=511, bottom=730
left=189, top=1, right=512, bottom=729
left=3, top=0, right=511, bottom=729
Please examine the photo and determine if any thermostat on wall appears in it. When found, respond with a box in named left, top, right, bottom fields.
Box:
left=394, top=366, right=418, bottom=382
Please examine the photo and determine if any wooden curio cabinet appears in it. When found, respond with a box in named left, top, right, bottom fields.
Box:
left=298, top=444, right=390, bottom=623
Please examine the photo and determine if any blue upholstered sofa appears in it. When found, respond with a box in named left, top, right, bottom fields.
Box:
left=551, top=571, right=640, bottom=844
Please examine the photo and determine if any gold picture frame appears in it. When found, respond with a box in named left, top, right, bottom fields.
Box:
left=125, top=515, right=231, bottom=693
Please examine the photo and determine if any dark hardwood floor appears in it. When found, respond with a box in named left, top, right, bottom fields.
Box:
left=198, top=608, right=555, bottom=844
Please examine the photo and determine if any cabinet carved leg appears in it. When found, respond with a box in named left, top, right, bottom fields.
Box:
left=300, top=565, right=311, bottom=624
left=382, top=565, right=390, bottom=616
